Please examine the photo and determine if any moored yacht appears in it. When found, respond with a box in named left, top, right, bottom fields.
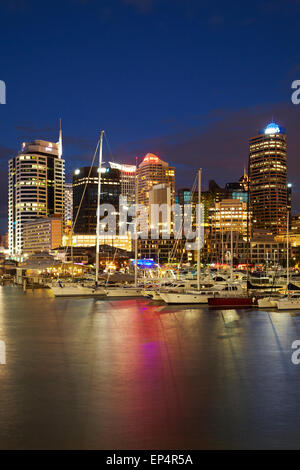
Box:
left=275, top=293, right=300, bottom=310
left=51, top=284, right=106, bottom=297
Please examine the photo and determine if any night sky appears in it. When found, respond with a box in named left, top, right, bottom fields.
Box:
left=0, top=0, right=300, bottom=232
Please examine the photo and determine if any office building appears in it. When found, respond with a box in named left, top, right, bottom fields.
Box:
left=8, top=134, right=65, bottom=257
left=136, top=153, right=175, bottom=208
left=249, top=122, right=288, bottom=235
left=109, top=162, right=136, bottom=204
left=72, top=166, right=121, bottom=234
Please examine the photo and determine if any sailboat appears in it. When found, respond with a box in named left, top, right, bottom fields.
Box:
left=51, top=131, right=106, bottom=297
left=275, top=213, right=300, bottom=309
left=104, top=156, right=142, bottom=298
left=258, top=213, right=290, bottom=309
left=208, top=196, right=252, bottom=308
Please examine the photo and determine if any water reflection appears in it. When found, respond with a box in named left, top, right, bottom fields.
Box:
left=0, top=287, right=299, bottom=449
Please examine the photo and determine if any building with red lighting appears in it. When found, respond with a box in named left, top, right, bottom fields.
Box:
left=136, top=153, right=175, bottom=207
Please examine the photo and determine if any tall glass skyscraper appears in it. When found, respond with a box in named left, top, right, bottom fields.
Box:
left=249, top=122, right=288, bottom=235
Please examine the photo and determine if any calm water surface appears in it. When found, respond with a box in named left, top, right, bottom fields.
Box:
left=0, top=285, right=300, bottom=449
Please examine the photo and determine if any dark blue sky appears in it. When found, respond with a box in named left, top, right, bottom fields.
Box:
left=0, top=0, right=300, bottom=231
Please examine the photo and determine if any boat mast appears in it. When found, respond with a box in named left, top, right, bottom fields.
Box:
left=287, top=211, right=290, bottom=291
left=230, top=209, right=233, bottom=282
left=95, top=130, right=104, bottom=286
left=134, top=156, right=138, bottom=287
left=197, top=168, right=202, bottom=291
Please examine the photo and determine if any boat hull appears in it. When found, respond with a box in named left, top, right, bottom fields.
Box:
left=160, top=292, right=209, bottom=304
left=257, top=298, right=278, bottom=308
left=143, top=290, right=162, bottom=301
left=51, top=286, right=106, bottom=297
left=105, top=287, right=142, bottom=297
left=208, top=297, right=253, bottom=308
left=276, top=301, right=300, bottom=310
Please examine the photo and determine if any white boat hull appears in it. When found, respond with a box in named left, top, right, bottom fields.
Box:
left=160, top=292, right=209, bottom=304
left=276, top=300, right=300, bottom=310
left=51, top=286, right=106, bottom=297
left=257, top=297, right=278, bottom=308
left=105, top=287, right=142, bottom=297
left=143, top=290, right=162, bottom=301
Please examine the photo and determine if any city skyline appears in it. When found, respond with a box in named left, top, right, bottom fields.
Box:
left=1, top=1, right=300, bottom=233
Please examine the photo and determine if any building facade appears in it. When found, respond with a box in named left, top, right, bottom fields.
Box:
left=8, top=139, right=65, bottom=256
left=249, top=122, right=288, bottom=235
left=137, top=153, right=175, bottom=208
left=23, top=216, right=62, bottom=256
left=72, top=166, right=121, bottom=234
left=64, top=182, right=73, bottom=226
left=109, top=162, right=136, bottom=204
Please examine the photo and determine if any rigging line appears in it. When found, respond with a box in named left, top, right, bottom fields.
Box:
left=64, top=140, right=100, bottom=257
left=104, top=131, right=116, bottom=163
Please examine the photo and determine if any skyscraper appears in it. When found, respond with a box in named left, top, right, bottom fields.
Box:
left=249, top=122, right=287, bottom=235
left=109, top=162, right=136, bottom=204
left=8, top=135, right=65, bottom=256
left=136, top=153, right=175, bottom=207
left=72, top=166, right=121, bottom=234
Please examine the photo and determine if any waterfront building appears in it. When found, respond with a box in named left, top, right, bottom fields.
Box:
left=210, top=198, right=249, bottom=238
left=208, top=230, right=287, bottom=266
left=138, top=236, right=188, bottom=264
left=62, top=232, right=132, bottom=252
left=249, top=122, right=288, bottom=235
left=23, top=216, right=62, bottom=256
left=8, top=135, right=65, bottom=257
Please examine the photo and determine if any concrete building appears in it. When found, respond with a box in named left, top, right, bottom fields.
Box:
left=249, top=122, right=288, bottom=235
left=23, top=216, right=62, bottom=255
left=148, top=183, right=172, bottom=238
left=8, top=134, right=65, bottom=257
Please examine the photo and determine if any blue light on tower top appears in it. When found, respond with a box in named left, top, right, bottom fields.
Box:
left=264, top=122, right=280, bottom=134
left=259, top=122, right=285, bottom=135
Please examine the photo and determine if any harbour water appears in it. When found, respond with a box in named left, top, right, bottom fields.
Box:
left=0, top=285, right=300, bottom=449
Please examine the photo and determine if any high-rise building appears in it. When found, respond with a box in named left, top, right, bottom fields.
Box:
left=8, top=136, right=65, bottom=256
left=249, top=122, right=287, bottom=235
left=109, top=162, right=136, bottom=204
left=136, top=153, right=175, bottom=208
left=72, top=166, right=121, bottom=234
